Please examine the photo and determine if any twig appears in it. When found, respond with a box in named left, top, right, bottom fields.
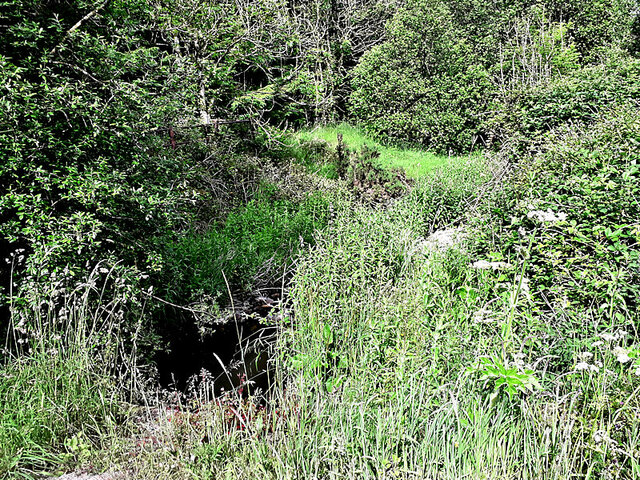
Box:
left=49, top=0, right=110, bottom=57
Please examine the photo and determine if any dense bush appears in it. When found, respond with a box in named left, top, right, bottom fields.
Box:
left=492, top=58, right=640, bottom=143
left=350, top=0, right=639, bottom=152
left=0, top=0, right=210, bottom=333
left=350, top=0, right=492, bottom=153
left=474, top=104, right=640, bottom=327
left=346, top=145, right=409, bottom=203
left=545, top=0, right=637, bottom=62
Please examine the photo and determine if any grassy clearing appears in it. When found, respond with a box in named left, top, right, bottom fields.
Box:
left=297, top=123, right=453, bottom=178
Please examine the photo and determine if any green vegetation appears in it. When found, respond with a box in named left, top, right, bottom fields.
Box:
left=350, top=0, right=638, bottom=153
left=297, top=124, right=450, bottom=178
left=162, top=188, right=332, bottom=303
left=1, top=0, right=640, bottom=478
left=1, top=268, right=133, bottom=478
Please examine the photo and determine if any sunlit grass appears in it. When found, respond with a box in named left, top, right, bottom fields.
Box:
left=297, top=123, right=454, bottom=178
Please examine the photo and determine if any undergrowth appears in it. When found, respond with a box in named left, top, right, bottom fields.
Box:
left=161, top=185, right=333, bottom=304
left=88, top=116, right=640, bottom=479
left=3, top=115, right=639, bottom=478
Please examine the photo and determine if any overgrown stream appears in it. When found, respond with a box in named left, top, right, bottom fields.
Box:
left=153, top=289, right=282, bottom=398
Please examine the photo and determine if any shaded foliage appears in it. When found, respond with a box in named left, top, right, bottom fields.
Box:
left=349, top=0, right=638, bottom=152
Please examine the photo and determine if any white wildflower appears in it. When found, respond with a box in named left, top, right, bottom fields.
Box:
left=575, top=362, right=590, bottom=371
left=575, top=362, right=599, bottom=373
left=635, top=365, right=640, bottom=376
left=512, top=353, right=526, bottom=367
left=471, top=260, right=512, bottom=270
left=613, top=346, right=631, bottom=364
left=423, top=228, right=463, bottom=251
left=518, top=226, right=527, bottom=236
left=592, top=340, right=604, bottom=347
left=527, top=208, right=568, bottom=223
left=600, top=333, right=617, bottom=342
left=578, top=352, right=594, bottom=361
left=99, top=267, right=109, bottom=273
left=472, top=309, right=491, bottom=323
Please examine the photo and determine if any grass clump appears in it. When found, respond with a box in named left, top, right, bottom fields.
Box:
left=0, top=350, right=117, bottom=478
left=0, top=265, right=135, bottom=478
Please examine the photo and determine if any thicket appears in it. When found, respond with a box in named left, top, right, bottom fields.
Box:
left=350, top=0, right=639, bottom=153
left=2, top=0, right=640, bottom=477
left=474, top=104, right=640, bottom=333
left=0, top=0, right=398, bottom=324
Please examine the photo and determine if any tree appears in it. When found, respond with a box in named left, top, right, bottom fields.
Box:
left=0, top=0, right=200, bottom=321
left=350, top=0, right=492, bottom=152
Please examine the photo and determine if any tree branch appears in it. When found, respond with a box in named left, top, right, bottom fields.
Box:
left=49, top=0, right=111, bottom=57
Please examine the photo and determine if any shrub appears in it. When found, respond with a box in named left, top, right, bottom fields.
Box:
left=347, top=145, right=409, bottom=204
left=487, top=58, right=640, bottom=145
left=349, top=0, right=492, bottom=153
left=474, top=104, right=640, bottom=329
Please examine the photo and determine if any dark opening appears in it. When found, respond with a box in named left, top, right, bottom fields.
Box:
left=153, top=291, right=281, bottom=398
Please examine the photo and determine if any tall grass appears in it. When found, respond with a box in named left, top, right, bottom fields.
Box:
left=0, top=263, right=137, bottom=478
left=262, top=152, right=640, bottom=479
